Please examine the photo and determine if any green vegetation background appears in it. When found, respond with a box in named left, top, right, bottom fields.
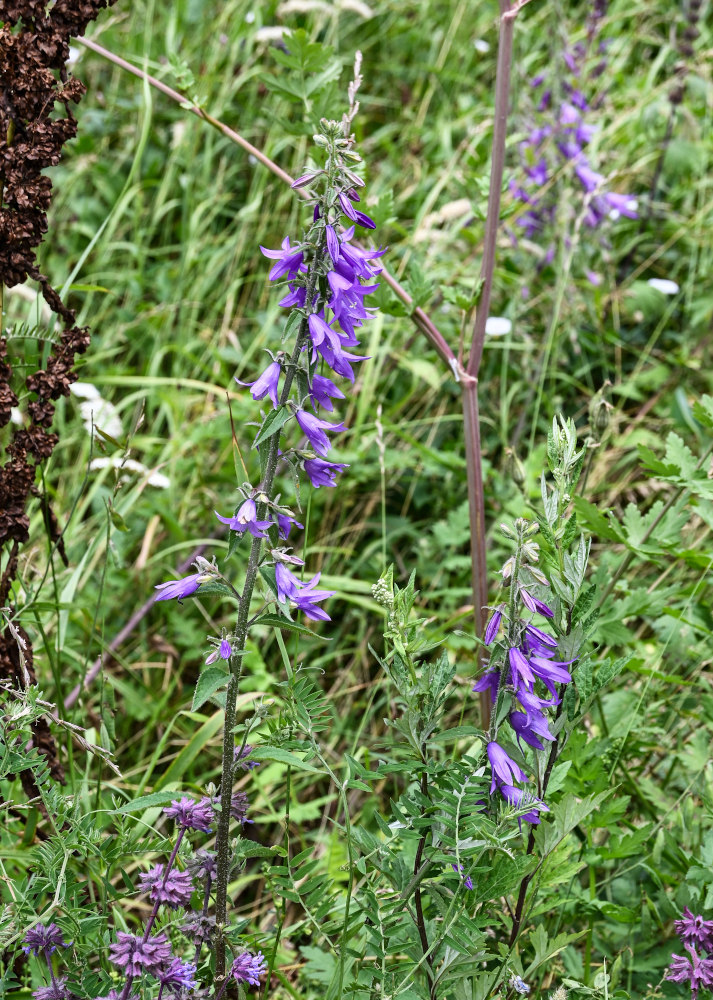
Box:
left=3, top=0, right=713, bottom=996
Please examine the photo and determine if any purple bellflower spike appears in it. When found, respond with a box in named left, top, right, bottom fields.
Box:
left=487, top=741, right=528, bottom=793
left=675, top=909, right=713, bottom=951
left=23, top=924, right=68, bottom=956
left=206, top=638, right=233, bottom=664
left=157, top=957, right=198, bottom=993
left=303, top=456, right=349, bottom=488
left=259, top=237, right=304, bottom=281
left=484, top=607, right=503, bottom=644
left=295, top=409, right=346, bottom=457
left=164, top=796, right=215, bottom=833
left=154, top=572, right=202, bottom=603
left=520, top=588, right=554, bottom=618
left=108, top=932, right=173, bottom=975
left=451, top=864, right=474, bottom=890
left=138, top=863, right=195, bottom=909
left=215, top=498, right=272, bottom=538
left=666, top=944, right=713, bottom=999
left=231, top=951, right=268, bottom=988
left=33, top=979, right=75, bottom=1000
left=236, top=361, right=281, bottom=409
left=309, top=373, right=345, bottom=412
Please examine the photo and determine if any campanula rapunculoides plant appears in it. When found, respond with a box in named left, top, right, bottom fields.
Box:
left=151, top=57, right=385, bottom=983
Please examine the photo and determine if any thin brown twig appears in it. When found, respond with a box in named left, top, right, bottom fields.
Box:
left=77, top=36, right=456, bottom=368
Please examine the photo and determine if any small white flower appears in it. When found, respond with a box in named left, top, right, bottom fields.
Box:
left=255, top=26, right=292, bottom=43
left=485, top=316, right=512, bottom=337
left=245, top=9, right=255, bottom=22
left=90, top=456, right=170, bottom=489
left=70, top=382, right=101, bottom=401
left=647, top=278, right=679, bottom=295
left=473, top=39, right=490, bottom=53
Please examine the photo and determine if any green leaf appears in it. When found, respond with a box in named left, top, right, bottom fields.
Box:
left=573, top=497, right=619, bottom=541
left=249, top=745, right=324, bottom=774
left=693, top=394, right=713, bottom=429
left=192, top=666, right=230, bottom=711
left=253, top=406, right=292, bottom=448
left=252, top=612, right=330, bottom=640
left=117, top=791, right=181, bottom=813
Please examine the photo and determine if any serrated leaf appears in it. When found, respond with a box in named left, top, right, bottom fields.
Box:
left=692, top=394, right=713, bottom=429
left=249, top=745, right=324, bottom=774
left=252, top=612, right=330, bottom=640
left=253, top=406, right=292, bottom=448
left=192, top=666, right=230, bottom=711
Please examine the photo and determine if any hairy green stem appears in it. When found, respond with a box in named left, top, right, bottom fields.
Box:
left=413, top=766, right=435, bottom=1000
left=213, top=259, right=321, bottom=984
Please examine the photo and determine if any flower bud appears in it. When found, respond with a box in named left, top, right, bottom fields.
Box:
left=505, top=447, right=526, bottom=486
left=500, top=522, right=517, bottom=540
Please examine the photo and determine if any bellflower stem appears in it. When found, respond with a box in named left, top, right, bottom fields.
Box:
left=213, top=258, right=322, bottom=983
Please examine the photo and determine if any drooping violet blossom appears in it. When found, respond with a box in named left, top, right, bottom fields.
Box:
left=666, top=944, right=713, bottom=999
left=451, top=864, right=474, bottom=890
left=509, top=709, right=554, bottom=750
left=487, top=742, right=528, bottom=793
left=237, top=361, right=281, bottom=409
left=22, top=924, right=68, bottom=956
left=309, top=372, right=345, bottom=412
left=154, top=572, right=202, bottom=603
left=484, top=607, right=503, bottom=645
left=164, top=796, right=215, bottom=833
left=274, top=562, right=335, bottom=621
left=186, top=849, right=218, bottom=881
left=520, top=588, right=554, bottom=618
left=157, top=957, right=198, bottom=993
left=277, top=511, right=303, bottom=539
left=215, top=498, right=272, bottom=538
left=138, top=863, right=195, bottom=909
left=230, top=951, right=268, bottom=988
left=108, top=932, right=173, bottom=975
left=675, top=909, right=713, bottom=951
left=509, top=646, right=536, bottom=689
left=303, top=457, right=348, bottom=488
left=295, top=409, right=346, bottom=457
left=259, top=236, right=304, bottom=281
left=206, top=638, right=233, bottom=664
left=472, top=669, right=499, bottom=702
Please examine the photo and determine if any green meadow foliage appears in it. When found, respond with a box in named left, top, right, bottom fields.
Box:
left=1, top=1, right=713, bottom=999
